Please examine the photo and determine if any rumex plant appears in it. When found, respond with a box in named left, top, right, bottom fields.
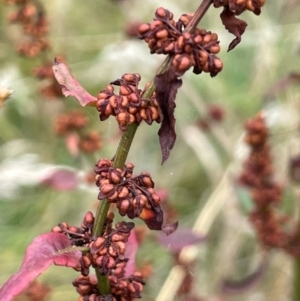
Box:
left=4, top=0, right=293, bottom=301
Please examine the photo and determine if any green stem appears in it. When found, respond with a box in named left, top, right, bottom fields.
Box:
left=92, top=56, right=171, bottom=295
left=92, top=0, right=212, bottom=292
left=184, top=0, right=213, bottom=33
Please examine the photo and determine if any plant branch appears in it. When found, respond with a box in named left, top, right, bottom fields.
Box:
left=184, top=0, right=213, bottom=33
left=92, top=56, right=171, bottom=295
left=92, top=0, right=213, bottom=293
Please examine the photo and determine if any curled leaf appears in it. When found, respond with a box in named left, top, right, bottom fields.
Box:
left=52, top=58, right=97, bottom=106
left=0, top=233, right=81, bottom=301
left=154, top=68, right=182, bottom=164
left=220, top=6, right=247, bottom=51
left=139, top=207, right=163, bottom=230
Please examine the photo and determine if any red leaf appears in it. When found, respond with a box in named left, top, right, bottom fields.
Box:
left=0, top=233, right=81, bottom=301
left=154, top=68, right=182, bottom=164
left=41, top=168, right=78, bottom=191
left=124, top=231, right=138, bottom=276
left=220, top=6, right=247, bottom=51
left=52, top=58, right=97, bottom=107
left=157, top=228, right=205, bottom=252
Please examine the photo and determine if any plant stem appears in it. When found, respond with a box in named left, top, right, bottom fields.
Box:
left=92, top=0, right=212, bottom=292
left=184, top=0, right=213, bottom=33
left=92, top=56, right=171, bottom=295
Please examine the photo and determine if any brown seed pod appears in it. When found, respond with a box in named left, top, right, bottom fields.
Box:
left=138, top=23, right=150, bottom=34
left=155, top=7, right=168, bottom=18
left=156, top=29, right=168, bottom=39
left=209, top=43, right=221, bottom=54
left=94, top=237, right=105, bottom=249
left=108, top=245, right=117, bottom=257
left=51, top=225, right=62, bottom=233
left=107, top=256, right=116, bottom=269
left=118, top=199, right=131, bottom=216
left=101, top=183, right=115, bottom=195
left=84, top=211, right=95, bottom=226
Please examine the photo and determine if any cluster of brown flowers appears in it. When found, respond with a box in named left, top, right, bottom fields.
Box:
left=6, top=0, right=49, bottom=57
left=239, top=113, right=300, bottom=256
left=138, top=8, right=222, bottom=76
left=94, top=159, right=163, bottom=230
left=96, top=73, right=160, bottom=131
left=33, top=62, right=63, bottom=98
left=55, top=110, right=102, bottom=154
left=5, top=0, right=64, bottom=99
left=213, top=0, right=265, bottom=15
left=197, top=104, right=225, bottom=131
left=52, top=211, right=145, bottom=301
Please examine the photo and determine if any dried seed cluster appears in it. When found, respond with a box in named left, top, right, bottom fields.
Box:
left=138, top=7, right=223, bottom=77
left=6, top=0, right=49, bottom=57
left=33, top=62, right=63, bottom=98
left=239, top=113, right=300, bottom=257
left=74, top=272, right=144, bottom=301
left=96, top=73, right=160, bottom=131
left=55, top=110, right=88, bottom=135
left=213, top=0, right=265, bottom=15
left=55, top=110, right=102, bottom=154
left=51, top=211, right=95, bottom=247
left=95, top=159, right=162, bottom=224
left=52, top=212, right=145, bottom=301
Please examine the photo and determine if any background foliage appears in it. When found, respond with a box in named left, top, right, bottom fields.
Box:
left=0, top=0, right=300, bottom=300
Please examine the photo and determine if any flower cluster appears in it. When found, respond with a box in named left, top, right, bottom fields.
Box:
left=55, top=110, right=102, bottom=154
left=239, top=113, right=300, bottom=256
left=94, top=159, right=163, bottom=230
left=138, top=7, right=223, bottom=76
left=52, top=211, right=145, bottom=301
left=213, top=0, right=265, bottom=15
left=33, top=62, right=63, bottom=98
left=96, top=73, right=160, bottom=131
left=6, top=0, right=49, bottom=57
left=4, top=0, right=64, bottom=100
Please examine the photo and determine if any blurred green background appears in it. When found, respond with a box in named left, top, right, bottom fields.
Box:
left=0, top=1, right=300, bottom=300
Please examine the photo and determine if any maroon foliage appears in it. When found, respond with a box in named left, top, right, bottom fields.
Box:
left=154, top=68, right=182, bottom=164
left=220, top=7, right=247, bottom=51
left=0, top=233, right=81, bottom=301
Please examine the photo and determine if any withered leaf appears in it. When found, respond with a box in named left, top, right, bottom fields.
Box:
left=52, top=58, right=97, bottom=107
left=220, top=6, right=247, bottom=51
left=154, top=68, right=182, bottom=164
left=251, top=0, right=262, bottom=15
left=139, top=207, right=164, bottom=230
